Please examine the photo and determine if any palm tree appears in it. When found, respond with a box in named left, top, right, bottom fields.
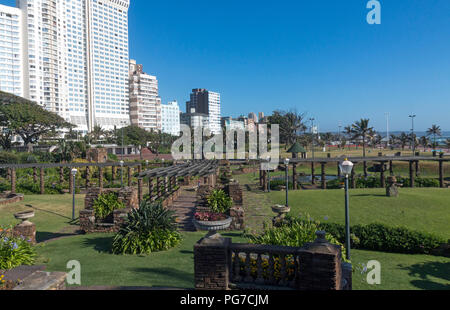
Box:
left=350, top=119, right=374, bottom=176
left=89, top=125, right=105, bottom=144
left=426, top=125, right=442, bottom=149
left=419, top=136, right=430, bottom=152
left=398, top=132, right=410, bottom=150
left=389, top=134, right=398, bottom=147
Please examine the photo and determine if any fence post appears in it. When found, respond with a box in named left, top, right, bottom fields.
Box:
left=439, top=160, right=444, bottom=188
left=311, top=162, right=316, bottom=185
left=194, top=233, right=231, bottom=290
left=321, top=162, right=326, bottom=190
left=11, top=168, right=16, bottom=194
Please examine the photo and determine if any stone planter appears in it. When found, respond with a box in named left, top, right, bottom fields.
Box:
left=193, top=216, right=232, bottom=232
left=14, top=210, right=35, bottom=224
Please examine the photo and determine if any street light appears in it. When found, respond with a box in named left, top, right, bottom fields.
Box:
left=284, top=158, right=290, bottom=207
left=120, top=160, right=124, bottom=188
left=409, top=114, right=416, bottom=156
left=339, top=158, right=354, bottom=261
left=266, top=156, right=271, bottom=193
left=145, top=160, right=149, bottom=168
left=71, top=168, right=78, bottom=220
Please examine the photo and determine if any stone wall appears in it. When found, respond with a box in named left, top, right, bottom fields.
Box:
left=86, top=148, right=108, bottom=163
left=0, top=193, right=24, bottom=206
left=193, top=231, right=351, bottom=291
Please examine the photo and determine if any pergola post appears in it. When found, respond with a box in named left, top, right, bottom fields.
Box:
left=321, top=162, right=327, bottom=190
left=127, top=166, right=132, bottom=187
left=33, top=167, right=38, bottom=183
left=138, top=178, right=143, bottom=205
left=292, top=163, right=298, bottom=190
left=148, top=178, right=154, bottom=201
left=164, top=177, right=169, bottom=194
left=311, top=162, right=316, bottom=185
left=157, top=177, right=162, bottom=198
left=262, top=170, right=268, bottom=192
left=259, top=166, right=263, bottom=186
left=99, top=167, right=104, bottom=189
left=350, top=164, right=356, bottom=189
left=409, top=161, right=415, bottom=188
left=415, top=160, right=419, bottom=177
left=11, top=168, right=16, bottom=194
left=380, top=162, right=386, bottom=188
left=389, top=161, right=394, bottom=176
left=112, top=166, right=116, bottom=181
left=337, top=162, right=341, bottom=179
left=86, top=166, right=91, bottom=188
left=439, top=160, right=444, bottom=188
left=59, top=167, right=64, bottom=185
left=40, top=168, right=45, bottom=195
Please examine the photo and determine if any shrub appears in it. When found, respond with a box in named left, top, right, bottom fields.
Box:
left=92, top=192, right=125, bottom=220
left=248, top=215, right=349, bottom=262
left=206, top=189, right=233, bottom=214
left=0, top=227, right=36, bottom=270
left=268, top=179, right=294, bottom=190
left=112, top=200, right=181, bottom=254
left=399, top=177, right=440, bottom=188
left=308, top=220, right=446, bottom=255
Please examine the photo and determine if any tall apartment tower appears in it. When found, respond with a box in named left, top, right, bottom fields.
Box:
left=186, top=88, right=221, bottom=134
left=129, top=59, right=161, bottom=132
left=161, top=100, right=180, bottom=136
left=16, top=0, right=130, bottom=133
left=0, top=5, right=24, bottom=97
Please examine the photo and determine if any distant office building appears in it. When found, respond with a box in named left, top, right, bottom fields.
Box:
left=186, top=89, right=221, bottom=134
left=0, top=5, right=23, bottom=97
left=248, top=112, right=258, bottom=123
left=258, top=112, right=265, bottom=122
left=129, top=59, right=162, bottom=132
left=181, top=108, right=209, bottom=130
left=162, top=100, right=180, bottom=136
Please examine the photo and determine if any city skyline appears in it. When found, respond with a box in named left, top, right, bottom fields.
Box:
left=1, top=0, right=449, bottom=132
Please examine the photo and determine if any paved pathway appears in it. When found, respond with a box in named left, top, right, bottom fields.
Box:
left=170, top=187, right=197, bottom=232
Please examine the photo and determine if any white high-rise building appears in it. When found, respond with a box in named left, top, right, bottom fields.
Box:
left=86, top=0, right=130, bottom=131
left=0, top=5, right=23, bottom=97
left=129, top=59, right=161, bottom=132
left=161, top=101, right=180, bottom=136
left=15, top=0, right=130, bottom=133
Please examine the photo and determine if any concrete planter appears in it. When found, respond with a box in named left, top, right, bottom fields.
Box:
left=193, top=216, right=232, bottom=231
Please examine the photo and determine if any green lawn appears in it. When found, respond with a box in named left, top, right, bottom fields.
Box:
left=268, top=188, right=450, bottom=239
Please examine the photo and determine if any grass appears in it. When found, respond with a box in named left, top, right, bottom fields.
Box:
left=268, top=188, right=450, bottom=239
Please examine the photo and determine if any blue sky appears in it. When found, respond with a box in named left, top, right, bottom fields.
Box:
left=2, top=0, right=450, bottom=132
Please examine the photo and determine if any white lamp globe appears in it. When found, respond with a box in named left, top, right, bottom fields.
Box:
left=339, top=159, right=354, bottom=176
left=71, top=168, right=78, bottom=176
left=284, top=158, right=290, bottom=165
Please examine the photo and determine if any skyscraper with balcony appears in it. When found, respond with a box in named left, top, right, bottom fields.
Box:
left=129, top=59, right=161, bottom=132
left=15, top=0, right=130, bottom=133
left=186, top=88, right=221, bottom=135
left=0, top=5, right=23, bottom=97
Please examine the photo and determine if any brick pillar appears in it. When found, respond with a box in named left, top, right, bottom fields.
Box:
left=311, top=162, right=316, bottom=185
left=259, top=166, right=263, bottom=186
left=165, top=177, right=169, bottom=193
left=33, top=167, right=38, bottom=183
left=13, top=221, right=36, bottom=245
left=321, top=163, right=326, bottom=190
left=40, top=168, right=45, bottom=195
left=194, top=233, right=231, bottom=290
left=262, top=170, right=268, bottom=192
left=99, top=167, right=104, bottom=189
left=439, top=160, right=444, bottom=188
left=409, top=161, right=415, bottom=188
left=293, top=163, right=298, bottom=190
left=11, top=168, right=16, bottom=194
left=380, top=163, right=386, bottom=188
left=127, top=166, right=132, bottom=187
left=59, top=167, right=64, bottom=185
left=297, top=231, right=343, bottom=290
left=138, top=178, right=143, bottom=206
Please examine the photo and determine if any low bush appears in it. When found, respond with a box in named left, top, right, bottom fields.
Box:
left=112, top=200, right=181, bottom=255
left=268, top=179, right=294, bottom=190
left=92, top=192, right=125, bottom=221
left=0, top=227, right=36, bottom=270
left=248, top=215, right=349, bottom=262
left=206, top=189, right=233, bottom=214
left=289, top=217, right=447, bottom=255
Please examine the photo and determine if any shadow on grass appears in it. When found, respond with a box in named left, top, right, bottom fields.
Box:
left=37, top=231, right=83, bottom=243
left=352, top=194, right=387, bottom=198
left=400, top=261, right=450, bottom=290
left=129, top=267, right=193, bottom=287
left=26, top=204, right=72, bottom=220
left=82, top=236, right=114, bottom=254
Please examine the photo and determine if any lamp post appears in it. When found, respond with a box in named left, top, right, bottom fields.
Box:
left=284, top=158, right=290, bottom=207
left=309, top=118, right=315, bottom=160
left=339, top=159, right=354, bottom=261
left=71, top=168, right=78, bottom=220
left=145, top=160, right=149, bottom=168
left=120, top=160, right=124, bottom=188
left=409, top=114, right=416, bottom=156
left=266, top=156, right=271, bottom=193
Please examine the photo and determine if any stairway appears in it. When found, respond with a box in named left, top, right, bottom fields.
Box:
left=169, top=188, right=197, bottom=232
